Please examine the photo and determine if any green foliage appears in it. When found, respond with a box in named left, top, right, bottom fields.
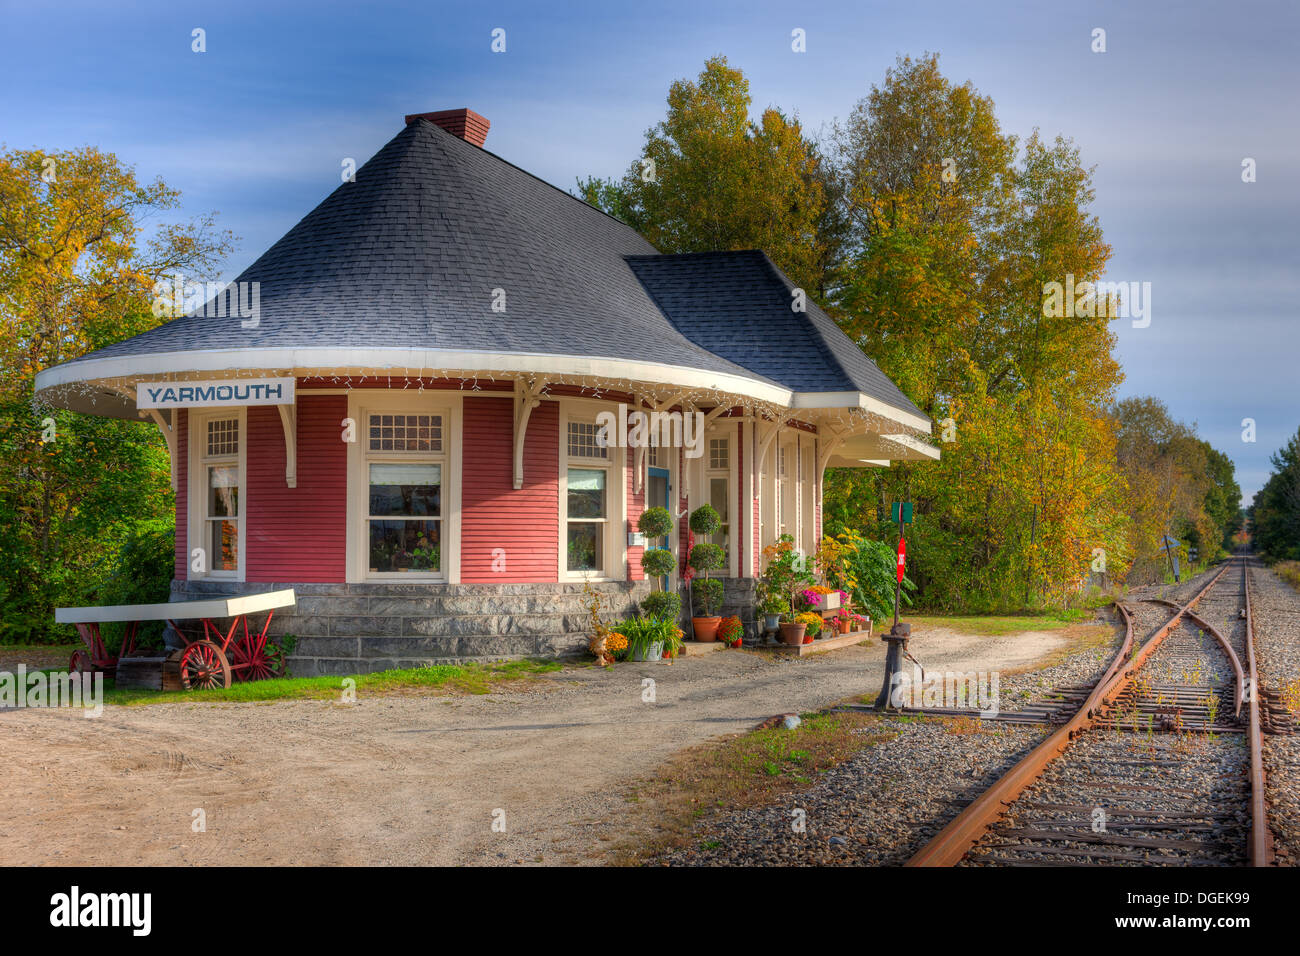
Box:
left=758, top=534, right=815, bottom=616
left=618, top=614, right=682, bottom=660
left=1254, top=427, right=1300, bottom=560
left=691, top=577, right=724, bottom=617
left=822, top=530, right=914, bottom=623
left=688, top=504, right=721, bottom=537
left=640, top=546, right=676, bottom=578
left=637, top=506, right=674, bottom=539
left=687, top=541, right=725, bottom=574
left=640, top=589, right=682, bottom=622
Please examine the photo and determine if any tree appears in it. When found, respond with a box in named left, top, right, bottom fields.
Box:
left=0, top=145, right=234, bottom=641
left=1253, top=428, right=1300, bottom=560
left=576, top=55, right=832, bottom=294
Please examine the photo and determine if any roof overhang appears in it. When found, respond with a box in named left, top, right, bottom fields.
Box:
left=34, top=347, right=932, bottom=435
left=825, top=431, right=942, bottom=468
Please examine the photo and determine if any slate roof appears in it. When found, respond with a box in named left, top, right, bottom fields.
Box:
left=46, top=116, right=926, bottom=424
left=626, top=251, right=926, bottom=421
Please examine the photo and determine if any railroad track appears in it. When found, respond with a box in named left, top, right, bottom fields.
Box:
left=907, top=555, right=1276, bottom=867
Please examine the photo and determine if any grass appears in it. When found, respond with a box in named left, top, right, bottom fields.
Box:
left=100, top=658, right=562, bottom=706
left=611, top=709, right=895, bottom=865
left=908, top=612, right=1093, bottom=637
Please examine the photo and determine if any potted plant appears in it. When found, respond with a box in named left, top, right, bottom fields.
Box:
left=686, top=505, right=726, bottom=640
left=718, top=615, right=744, bottom=648
left=778, top=612, right=806, bottom=645
left=795, top=611, right=824, bottom=644
left=757, top=590, right=786, bottom=635
left=623, top=615, right=676, bottom=662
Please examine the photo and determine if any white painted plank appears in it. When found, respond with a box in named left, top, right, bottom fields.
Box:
left=56, top=589, right=296, bottom=624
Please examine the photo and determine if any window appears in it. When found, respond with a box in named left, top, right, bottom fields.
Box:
left=562, top=408, right=623, bottom=578
left=365, top=411, right=445, bottom=576
left=705, top=434, right=730, bottom=565
left=191, top=411, right=245, bottom=578
left=568, top=421, right=607, bottom=459
left=778, top=437, right=795, bottom=538
left=566, top=467, right=606, bottom=572
left=368, top=413, right=441, bottom=452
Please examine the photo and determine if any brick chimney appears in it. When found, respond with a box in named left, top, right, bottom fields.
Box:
left=405, top=108, right=490, bottom=147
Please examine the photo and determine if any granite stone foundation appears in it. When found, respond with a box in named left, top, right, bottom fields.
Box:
left=171, top=579, right=656, bottom=676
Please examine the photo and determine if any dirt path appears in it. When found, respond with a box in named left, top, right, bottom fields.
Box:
left=0, top=625, right=1080, bottom=866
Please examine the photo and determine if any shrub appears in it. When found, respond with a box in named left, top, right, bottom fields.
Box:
left=641, top=589, right=682, bottom=621
left=88, top=518, right=175, bottom=653
left=692, top=577, right=724, bottom=617
left=688, top=504, right=721, bottom=537
left=718, top=615, right=744, bottom=645
left=687, top=541, right=725, bottom=574
left=637, top=506, right=674, bottom=539
left=640, top=547, right=676, bottom=578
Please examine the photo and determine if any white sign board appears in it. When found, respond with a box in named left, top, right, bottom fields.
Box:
left=136, top=378, right=295, bottom=409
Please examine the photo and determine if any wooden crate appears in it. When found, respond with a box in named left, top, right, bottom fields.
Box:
left=115, top=651, right=183, bottom=691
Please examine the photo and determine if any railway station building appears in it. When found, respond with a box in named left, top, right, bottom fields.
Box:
left=33, top=109, right=936, bottom=673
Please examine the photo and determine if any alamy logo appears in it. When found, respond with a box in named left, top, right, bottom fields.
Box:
left=50, top=886, right=151, bottom=936
left=1, top=666, right=102, bottom=717
left=595, top=403, right=706, bottom=458
left=1041, top=273, right=1151, bottom=328
left=889, top=667, right=1000, bottom=717
left=151, top=273, right=261, bottom=328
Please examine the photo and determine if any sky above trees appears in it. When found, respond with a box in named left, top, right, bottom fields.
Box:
left=2, top=0, right=1294, bottom=499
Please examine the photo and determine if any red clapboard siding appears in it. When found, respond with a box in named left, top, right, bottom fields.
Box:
left=460, top=396, right=559, bottom=582
left=245, top=396, right=347, bottom=582
left=173, top=409, right=188, bottom=580
left=736, top=421, right=744, bottom=576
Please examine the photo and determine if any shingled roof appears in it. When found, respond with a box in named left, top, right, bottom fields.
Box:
left=627, top=251, right=926, bottom=422
left=37, top=113, right=929, bottom=431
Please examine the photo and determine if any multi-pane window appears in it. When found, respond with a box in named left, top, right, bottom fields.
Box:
left=368, top=413, right=441, bottom=452
left=566, top=468, right=607, bottom=572
left=779, top=439, right=795, bottom=537
left=202, top=417, right=240, bottom=573
left=706, top=434, right=730, bottom=564
left=568, top=421, right=608, bottom=459
left=366, top=413, right=444, bottom=575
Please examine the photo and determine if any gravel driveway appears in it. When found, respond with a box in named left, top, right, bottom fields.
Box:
left=0, top=625, right=1072, bottom=866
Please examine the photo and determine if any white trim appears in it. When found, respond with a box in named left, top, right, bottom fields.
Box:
left=187, top=407, right=247, bottom=583
left=345, top=391, right=462, bottom=584
left=35, top=348, right=931, bottom=431
left=558, top=398, right=627, bottom=582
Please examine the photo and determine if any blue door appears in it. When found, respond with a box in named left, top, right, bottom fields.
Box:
left=647, top=467, right=671, bottom=552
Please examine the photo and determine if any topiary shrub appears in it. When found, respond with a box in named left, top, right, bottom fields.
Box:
left=641, top=589, right=682, bottom=622
left=637, top=506, right=674, bottom=540
left=692, top=578, right=724, bottom=617
left=640, top=547, right=676, bottom=578
left=686, top=541, right=725, bottom=574
left=688, top=504, right=721, bottom=537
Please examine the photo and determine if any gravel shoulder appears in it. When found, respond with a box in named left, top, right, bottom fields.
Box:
left=0, top=623, right=1072, bottom=866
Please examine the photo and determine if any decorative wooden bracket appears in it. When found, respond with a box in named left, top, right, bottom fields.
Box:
left=816, top=422, right=851, bottom=490
left=277, top=403, right=297, bottom=488
left=146, top=409, right=178, bottom=492
left=513, top=378, right=547, bottom=490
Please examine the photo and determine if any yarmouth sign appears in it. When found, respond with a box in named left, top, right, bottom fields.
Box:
left=136, top=378, right=296, bottom=409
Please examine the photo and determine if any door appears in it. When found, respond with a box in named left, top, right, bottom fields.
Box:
left=647, top=466, right=671, bottom=588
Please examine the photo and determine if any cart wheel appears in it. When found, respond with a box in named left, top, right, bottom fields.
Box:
left=230, top=639, right=279, bottom=682
left=69, top=649, right=91, bottom=675
left=179, top=641, right=231, bottom=690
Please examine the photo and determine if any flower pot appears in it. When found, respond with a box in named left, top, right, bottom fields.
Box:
left=802, top=633, right=814, bottom=645
left=763, top=614, right=781, bottom=632
left=779, top=623, right=806, bottom=646
left=836, top=619, right=851, bottom=634
left=691, top=616, right=722, bottom=641
left=822, top=592, right=842, bottom=611
left=630, top=641, right=664, bottom=662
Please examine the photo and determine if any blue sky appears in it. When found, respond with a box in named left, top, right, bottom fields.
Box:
left=3, top=0, right=1296, bottom=501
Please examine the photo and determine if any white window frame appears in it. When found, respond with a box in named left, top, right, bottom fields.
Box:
left=559, top=400, right=626, bottom=582
left=187, top=407, right=248, bottom=582
left=346, top=391, right=462, bottom=584
left=800, top=431, right=817, bottom=556
left=693, top=421, right=738, bottom=578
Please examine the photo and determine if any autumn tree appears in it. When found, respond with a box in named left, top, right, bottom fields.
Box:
left=576, top=55, right=835, bottom=295
left=0, top=145, right=233, bottom=640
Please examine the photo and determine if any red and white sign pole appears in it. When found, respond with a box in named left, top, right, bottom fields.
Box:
left=876, top=505, right=913, bottom=709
